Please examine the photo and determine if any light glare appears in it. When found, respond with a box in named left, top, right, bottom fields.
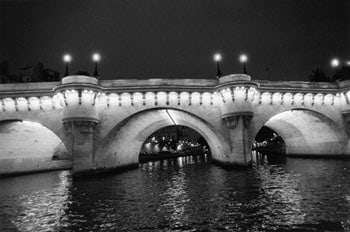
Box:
left=92, top=53, right=101, bottom=62
left=331, top=58, right=339, bottom=68
left=213, top=53, right=222, bottom=62
left=239, top=54, right=248, bottom=63
left=63, top=54, right=71, bottom=63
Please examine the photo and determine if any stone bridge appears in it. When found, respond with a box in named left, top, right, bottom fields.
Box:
left=1, top=74, right=350, bottom=176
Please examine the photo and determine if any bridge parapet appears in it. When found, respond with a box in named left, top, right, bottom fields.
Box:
left=61, top=75, right=99, bottom=85
left=218, top=73, right=252, bottom=85
left=0, top=82, right=60, bottom=113
left=0, top=96, right=62, bottom=113
left=93, top=77, right=350, bottom=112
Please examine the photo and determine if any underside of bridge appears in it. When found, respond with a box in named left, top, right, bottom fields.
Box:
left=0, top=120, right=70, bottom=176
left=260, top=109, right=347, bottom=156
left=139, top=125, right=211, bottom=162
left=94, top=109, right=231, bottom=171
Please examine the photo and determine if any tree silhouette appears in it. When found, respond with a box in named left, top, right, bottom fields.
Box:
left=332, top=66, right=350, bottom=81
left=309, top=67, right=329, bottom=82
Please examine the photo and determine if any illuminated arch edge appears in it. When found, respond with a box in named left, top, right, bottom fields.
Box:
left=93, top=108, right=231, bottom=172
left=253, top=108, right=348, bottom=157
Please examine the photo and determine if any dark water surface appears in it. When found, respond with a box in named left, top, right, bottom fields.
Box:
left=0, top=155, right=349, bottom=231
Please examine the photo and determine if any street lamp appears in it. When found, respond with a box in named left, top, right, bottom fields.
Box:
left=239, top=54, right=248, bottom=74
left=330, top=58, right=340, bottom=82
left=331, top=58, right=340, bottom=69
left=213, top=53, right=222, bottom=78
left=63, top=54, right=72, bottom=77
left=92, top=53, right=101, bottom=78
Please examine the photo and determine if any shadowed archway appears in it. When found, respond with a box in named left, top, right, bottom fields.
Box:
left=255, top=109, right=347, bottom=156
left=139, top=125, right=211, bottom=162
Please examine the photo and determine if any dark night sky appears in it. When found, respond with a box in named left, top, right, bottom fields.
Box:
left=0, top=0, right=349, bottom=81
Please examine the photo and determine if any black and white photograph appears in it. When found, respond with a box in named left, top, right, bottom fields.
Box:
left=0, top=0, right=349, bottom=231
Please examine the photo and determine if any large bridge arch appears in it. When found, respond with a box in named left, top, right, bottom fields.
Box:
left=253, top=104, right=346, bottom=135
left=94, top=108, right=231, bottom=169
left=0, top=120, right=70, bottom=175
left=0, top=111, right=67, bottom=148
left=253, top=108, right=348, bottom=156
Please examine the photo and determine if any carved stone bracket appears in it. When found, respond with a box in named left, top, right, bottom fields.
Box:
left=63, top=121, right=73, bottom=135
left=223, top=115, right=239, bottom=129
left=242, top=115, right=253, bottom=128
left=74, top=121, right=97, bottom=134
left=63, top=121, right=97, bottom=135
left=222, top=113, right=253, bottom=130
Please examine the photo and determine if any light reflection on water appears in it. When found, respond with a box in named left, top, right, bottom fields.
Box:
left=0, top=155, right=349, bottom=231
left=0, top=171, right=71, bottom=231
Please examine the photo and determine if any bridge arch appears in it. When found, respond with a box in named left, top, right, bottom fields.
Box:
left=0, top=120, right=70, bottom=175
left=254, top=108, right=348, bottom=156
left=0, top=111, right=68, bottom=148
left=94, top=108, right=231, bottom=169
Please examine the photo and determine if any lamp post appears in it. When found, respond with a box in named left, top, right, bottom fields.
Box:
left=213, top=53, right=222, bottom=78
left=330, top=58, right=339, bottom=82
left=92, top=53, right=101, bottom=78
left=239, top=54, right=248, bottom=74
left=63, top=54, right=72, bottom=77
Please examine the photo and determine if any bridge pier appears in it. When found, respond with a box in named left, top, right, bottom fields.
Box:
left=341, top=109, right=350, bottom=154
left=216, top=74, right=256, bottom=167
left=55, top=75, right=101, bottom=176
left=223, top=115, right=253, bottom=166
left=65, top=121, right=97, bottom=175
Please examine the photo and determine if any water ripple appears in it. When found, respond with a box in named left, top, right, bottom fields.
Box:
left=0, top=156, right=349, bottom=231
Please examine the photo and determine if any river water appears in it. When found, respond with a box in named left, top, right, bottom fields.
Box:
left=0, top=155, right=349, bottom=231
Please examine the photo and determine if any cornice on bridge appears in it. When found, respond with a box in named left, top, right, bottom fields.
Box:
left=1, top=75, right=350, bottom=113
left=99, top=79, right=218, bottom=93
left=255, top=80, right=340, bottom=93
left=0, top=77, right=347, bottom=96
left=0, top=82, right=59, bottom=98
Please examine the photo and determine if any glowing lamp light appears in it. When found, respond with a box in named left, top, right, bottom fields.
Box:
left=239, top=54, right=248, bottom=63
left=331, top=58, right=340, bottom=68
left=63, top=54, right=72, bottom=63
left=213, top=53, right=222, bottom=78
left=213, top=53, right=222, bottom=62
left=92, top=53, right=101, bottom=78
left=346, top=61, right=350, bottom=66
left=92, top=53, right=101, bottom=62
left=63, top=54, right=72, bottom=77
left=239, top=54, right=248, bottom=74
